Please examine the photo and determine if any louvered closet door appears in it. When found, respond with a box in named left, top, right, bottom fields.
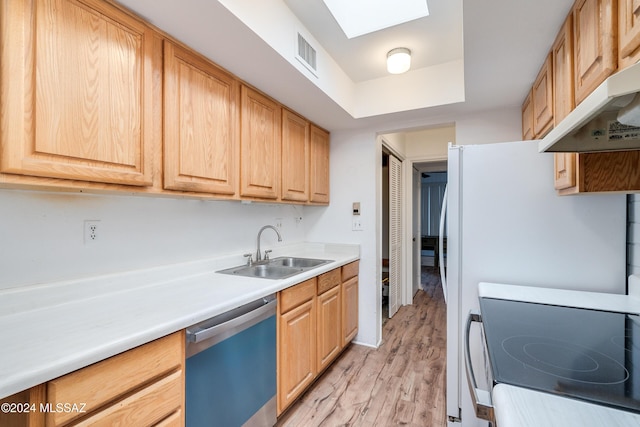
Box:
left=389, top=155, right=402, bottom=318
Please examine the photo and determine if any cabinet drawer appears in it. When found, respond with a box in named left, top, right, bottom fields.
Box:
left=155, top=409, right=184, bottom=427
left=47, top=332, right=183, bottom=426
left=155, top=408, right=184, bottom=427
left=280, top=278, right=316, bottom=314
left=317, top=268, right=340, bottom=295
left=72, top=370, right=183, bottom=427
left=342, top=261, right=359, bottom=281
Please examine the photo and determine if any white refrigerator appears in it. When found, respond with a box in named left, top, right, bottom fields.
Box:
left=443, top=141, right=627, bottom=426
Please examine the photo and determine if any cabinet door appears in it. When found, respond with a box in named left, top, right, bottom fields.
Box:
left=0, top=0, right=158, bottom=186
left=277, top=299, right=316, bottom=414
left=521, top=91, right=534, bottom=140
left=317, top=286, right=341, bottom=373
left=619, top=0, right=640, bottom=68
left=281, top=109, right=310, bottom=202
left=240, top=86, right=281, bottom=199
left=342, top=276, right=359, bottom=347
left=554, top=153, right=578, bottom=190
left=163, top=41, right=239, bottom=195
left=553, top=14, right=575, bottom=125
left=309, top=125, right=330, bottom=203
left=533, top=54, right=554, bottom=137
left=573, top=0, right=617, bottom=105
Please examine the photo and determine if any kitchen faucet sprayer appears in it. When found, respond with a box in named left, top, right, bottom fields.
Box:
left=256, top=225, right=282, bottom=262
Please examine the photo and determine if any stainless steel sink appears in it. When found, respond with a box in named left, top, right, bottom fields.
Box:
left=269, top=257, right=332, bottom=269
left=217, top=257, right=333, bottom=280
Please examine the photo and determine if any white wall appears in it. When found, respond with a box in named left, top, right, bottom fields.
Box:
left=0, top=106, right=522, bottom=348
left=305, top=129, right=379, bottom=346
left=0, top=189, right=305, bottom=290
left=404, top=125, right=455, bottom=159
left=456, top=107, right=522, bottom=144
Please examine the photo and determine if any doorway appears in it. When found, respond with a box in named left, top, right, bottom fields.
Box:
left=413, top=163, right=447, bottom=299
left=378, top=124, right=453, bottom=344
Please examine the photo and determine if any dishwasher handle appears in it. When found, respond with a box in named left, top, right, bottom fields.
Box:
left=186, top=294, right=276, bottom=344
left=464, top=310, right=495, bottom=423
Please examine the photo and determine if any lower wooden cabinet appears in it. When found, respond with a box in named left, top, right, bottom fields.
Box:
left=341, top=261, right=359, bottom=346
left=0, top=332, right=185, bottom=427
left=555, top=151, right=640, bottom=194
left=277, top=278, right=317, bottom=415
left=0, top=386, right=45, bottom=427
left=317, top=270, right=342, bottom=373
left=277, top=262, right=359, bottom=415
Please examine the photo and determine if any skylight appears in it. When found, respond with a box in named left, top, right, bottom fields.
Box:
left=322, top=0, right=429, bottom=39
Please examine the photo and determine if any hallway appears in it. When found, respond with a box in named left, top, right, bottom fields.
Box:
left=277, top=267, right=447, bottom=426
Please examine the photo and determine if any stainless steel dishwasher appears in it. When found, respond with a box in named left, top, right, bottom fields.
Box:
left=185, top=294, right=277, bottom=427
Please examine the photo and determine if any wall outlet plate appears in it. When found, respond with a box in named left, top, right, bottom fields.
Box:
left=84, top=220, right=100, bottom=245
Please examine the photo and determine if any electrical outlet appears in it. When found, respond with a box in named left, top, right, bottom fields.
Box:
left=275, top=218, right=283, bottom=229
left=84, top=220, right=100, bottom=245
left=352, top=218, right=363, bottom=231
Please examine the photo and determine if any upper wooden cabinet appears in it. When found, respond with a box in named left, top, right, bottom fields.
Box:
left=522, top=91, right=535, bottom=140
left=553, top=14, right=576, bottom=124
left=309, top=125, right=330, bottom=203
left=281, top=109, right=310, bottom=202
left=532, top=54, right=554, bottom=137
left=0, top=0, right=329, bottom=204
left=240, top=86, right=282, bottom=199
left=552, top=14, right=578, bottom=192
left=163, top=41, right=239, bottom=195
left=619, top=0, right=640, bottom=68
left=0, top=0, right=159, bottom=186
left=556, top=151, right=640, bottom=194
left=573, top=0, right=617, bottom=105
left=554, top=153, right=578, bottom=190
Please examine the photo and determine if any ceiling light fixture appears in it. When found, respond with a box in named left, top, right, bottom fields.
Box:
left=387, top=48, right=411, bottom=74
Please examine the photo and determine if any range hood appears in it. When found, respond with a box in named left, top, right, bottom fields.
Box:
left=539, top=61, right=640, bottom=153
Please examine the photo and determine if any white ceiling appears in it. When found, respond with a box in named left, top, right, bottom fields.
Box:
left=116, top=0, right=575, bottom=133
left=283, top=0, right=462, bottom=82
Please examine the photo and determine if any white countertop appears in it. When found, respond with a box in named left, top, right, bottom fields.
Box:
left=0, top=242, right=359, bottom=400
left=493, top=384, right=640, bottom=427
left=479, top=281, right=640, bottom=314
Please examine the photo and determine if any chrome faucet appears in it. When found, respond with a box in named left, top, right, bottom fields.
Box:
left=256, top=225, right=282, bottom=262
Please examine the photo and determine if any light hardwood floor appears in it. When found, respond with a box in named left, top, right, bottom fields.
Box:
left=277, top=268, right=447, bottom=426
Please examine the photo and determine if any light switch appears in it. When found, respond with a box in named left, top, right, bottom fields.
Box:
left=352, top=218, right=363, bottom=231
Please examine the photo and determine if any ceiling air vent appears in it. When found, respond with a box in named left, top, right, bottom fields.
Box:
left=296, top=33, right=318, bottom=77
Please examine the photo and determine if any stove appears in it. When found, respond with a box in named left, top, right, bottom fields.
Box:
left=479, top=297, right=640, bottom=414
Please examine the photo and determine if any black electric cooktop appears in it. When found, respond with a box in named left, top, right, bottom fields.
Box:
left=479, top=297, right=640, bottom=413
